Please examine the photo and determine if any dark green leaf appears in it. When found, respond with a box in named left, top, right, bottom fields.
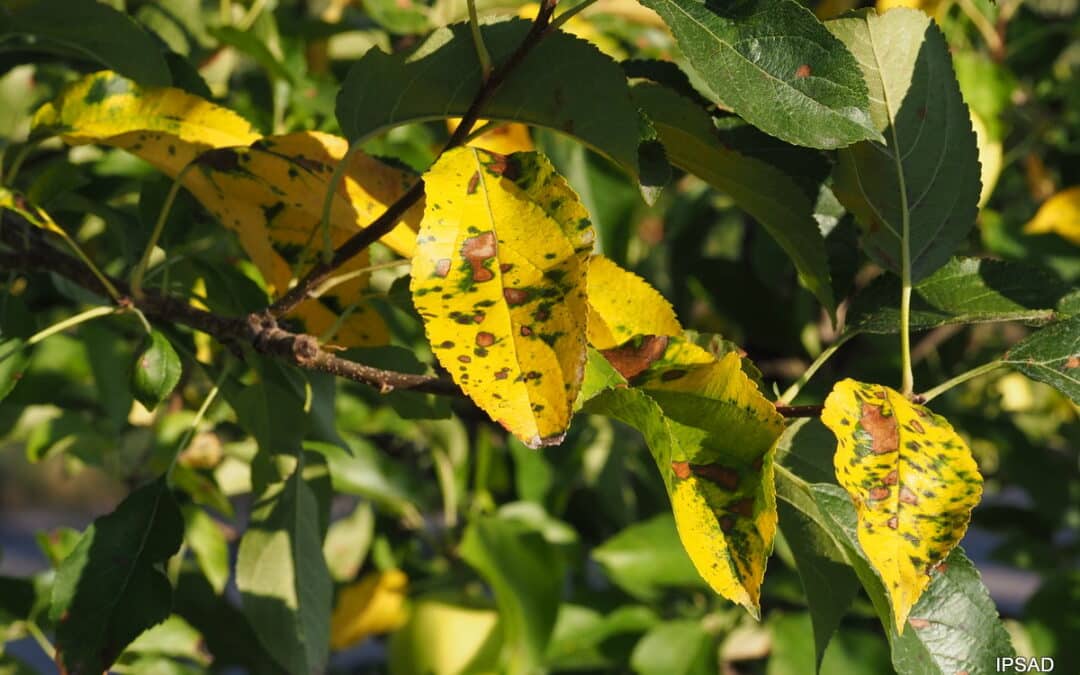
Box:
left=632, top=82, right=835, bottom=313
left=592, top=513, right=705, bottom=600
left=830, top=9, right=980, bottom=282
left=0, top=339, right=28, bottom=402
left=638, top=0, right=877, bottom=149
left=1003, top=316, right=1080, bottom=404
left=236, top=457, right=332, bottom=675
left=83, top=322, right=134, bottom=430
left=1, top=0, right=171, bottom=87
left=546, top=604, right=658, bottom=670
left=336, top=20, right=646, bottom=188
left=131, top=330, right=182, bottom=412
left=811, top=484, right=1015, bottom=674
left=459, top=514, right=564, bottom=673
left=49, top=477, right=184, bottom=675
left=848, top=257, right=1069, bottom=334
left=0, top=576, right=35, bottom=625
left=1024, top=570, right=1080, bottom=674
left=304, top=439, right=420, bottom=518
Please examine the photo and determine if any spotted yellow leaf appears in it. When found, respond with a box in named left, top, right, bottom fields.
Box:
left=1024, top=186, right=1080, bottom=246
left=587, top=255, right=682, bottom=350
left=586, top=351, right=785, bottom=614
left=329, top=569, right=409, bottom=651
left=412, top=147, right=594, bottom=448
left=821, top=379, right=983, bottom=633
left=448, top=118, right=534, bottom=155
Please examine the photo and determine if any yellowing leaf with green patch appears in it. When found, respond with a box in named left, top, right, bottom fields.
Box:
left=587, top=255, right=682, bottom=350
left=821, top=379, right=983, bottom=633
left=586, top=351, right=785, bottom=614
left=1024, top=186, right=1080, bottom=246
left=412, top=147, right=594, bottom=448
left=0, top=187, right=63, bottom=235
left=31, top=70, right=260, bottom=176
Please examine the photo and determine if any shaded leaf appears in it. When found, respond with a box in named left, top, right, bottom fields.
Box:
left=50, top=477, right=184, bottom=675
left=586, top=352, right=785, bottom=615
left=546, top=604, right=657, bottom=670
left=632, top=82, right=835, bottom=312
left=586, top=255, right=682, bottom=349
left=412, top=148, right=593, bottom=448
left=2, top=0, right=170, bottom=86
left=848, top=257, right=1069, bottom=334
left=236, top=458, right=332, bottom=675
left=0, top=186, right=64, bottom=235
left=459, top=515, right=563, bottom=674
left=0, top=339, right=29, bottom=403
left=131, top=330, right=182, bottom=412
left=1003, top=316, right=1080, bottom=404
left=830, top=9, right=980, bottom=282
left=336, top=20, right=649, bottom=188
left=821, top=380, right=983, bottom=632
left=811, top=484, right=1015, bottom=674
left=329, top=569, right=409, bottom=650
left=1024, top=186, right=1080, bottom=246
left=630, top=619, right=713, bottom=675
left=639, top=0, right=877, bottom=149
left=323, top=501, right=374, bottom=582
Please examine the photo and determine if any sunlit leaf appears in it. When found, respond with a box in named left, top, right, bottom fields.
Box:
left=829, top=9, right=980, bottom=282
left=586, top=255, right=682, bottom=350
left=631, top=82, right=836, bottom=313
left=586, top=352, right=785, bottom=615
left=450, top=118, right=535, bottom=155
left=1023, top=186, right=1080, bottom=246
left=388, top=598, right=502, bottom=675
left=329, top=569, right=409, bottom=650
left=412, top=148, right=593, bottom=448
left=821, top=379, right=983, bottom=632
left=639, top=0, right=878, bottom=149
left=972, top=110, right=1002, bottom=208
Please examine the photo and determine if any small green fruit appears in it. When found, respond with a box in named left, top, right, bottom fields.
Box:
left=131, top=330, right=181, bottom=411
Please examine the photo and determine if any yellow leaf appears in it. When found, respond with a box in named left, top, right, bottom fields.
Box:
left=517, top=3, right=625, bottom=58
left=449, top=118, right=534, bottom=155
left=1023, top=186, right=1080, bottom=246
left=412, top=148, right=594, bottom=447
left=329, top=569, right=409, bottom=651
left=586, top=255, right=683, bottom=350
left=388, top=598, right=501, bottom=675
left=821, top=379, right=983, bottom=633
left=972, top=110, right=1002, bottom=208
left=876, top=0, right=946, bottom=18
left=31, top=70, right=260, bottom=178
left=642, top=352, right=785, bottom=614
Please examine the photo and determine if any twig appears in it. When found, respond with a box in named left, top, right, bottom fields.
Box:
left=267, top=0, right=562, bottom=319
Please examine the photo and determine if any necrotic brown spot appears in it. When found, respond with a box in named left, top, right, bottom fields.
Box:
left=476, top=332, right=495, bottom=347
left=690, top=463, right=739, bottom=491
left=504, top=288, right=530, bottom=305
left=795, top=64, right=812, bottom=78
left=467, top=171, right=480, bottom=195
left=461, top=232, right=496, bottom=282
left=869, top=486, right=890, bottom=501
left=599, top=335, right=669, bottom=379
left=899, top=486, right=919, bottom=504
left=860, top=402, right=899, bottom=454
left=434, top=259, right=451, bottom=278
left=671, top=461, right=691, bottom=479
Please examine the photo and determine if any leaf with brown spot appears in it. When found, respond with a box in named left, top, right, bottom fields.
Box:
left=412, top=147, right=593, bottom=448
left=1003, top=315, right=1080, bottom=405
left=586, top=255, right=682, bottom=349
left=822, top=379, right=983, bottom=633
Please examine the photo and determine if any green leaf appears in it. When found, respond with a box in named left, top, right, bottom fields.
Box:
left=236, top=457, right=332, bottom=675
left=829, top=9, right=980, bottom=283
left=811, top=484, right=1015, bottom=674
left=323, top=501, right=374, bottom=582
left=49, top=477, right=184, bottom=675
left=182, top=506, right=229, bottom=595
left=336, top=20, right=648, bottom=188
left=821, top=380, right=983, bottom=632
left=546, top=604, right=658, bottom=670
left=387, top=596, right=503, bottom=675
left=1, top=0, right=171, bottom=87
left=304, top=439, right=420, bottom=519
left=1003, top=316, right=1080, bottom=404
left=412, top=148, right=593, bottom=448
left=592, top=513, right=705, bottom=600
left=632, top=82, right=835, bottom=312
left=459, top=514, right=564, bottom=673
left=766, top=612, right=892, bottom=675
left=0, top=339, right=29, bottom=402
left=848, top=257, right=1070, bottom=334
left=130, top=330, right=182, bottom=412
left=638, top=0, right=877, bottom=149
left=630, top=619, right=714, bottom=675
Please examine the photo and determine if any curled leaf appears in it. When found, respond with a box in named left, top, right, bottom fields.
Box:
left=411, top=148, right=594, bottom=447
left=821, top=379, right=983, bottom=632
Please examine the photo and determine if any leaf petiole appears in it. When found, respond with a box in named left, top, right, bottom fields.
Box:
left=467, top=0, right=493, bottom=81
left=131, top=163, right=194, bottom=299
left=778, top=331, right=857, bottom=405
left=919, top=360, right=1005, bottom=403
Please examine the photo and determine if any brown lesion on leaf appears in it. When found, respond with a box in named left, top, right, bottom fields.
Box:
left=476, top=332, right=495, bottom=347
left=887, top=516, right=899, bottom=529
left=795, top=64, right=812, bottom=78
left=503, top=288, right=530, bottom=305
left=434, top=258, right=451, bottom=278
left=1065, top=355, right=1080, bottom=369
left=728, top=497, right=754, bottom=517
left=909, top=419, right=926, bottom=434
left=884, top=469, right=898, bottom=485
left=461, top=231, right=497, bottom=282
left=908, top=618, right=931, bottom=629
left=467, top=170, right=481, bottom=195
left=899, top=486, right=919, bottom=504
left=860, top=402, right=899, bottom=454
left=868, top=486, right=890, bottom=501
left=599, top=335, right=669, bottom=379
left=671, top=461, right=691, bottom=479
left=689, top=463, right=739, bottom=491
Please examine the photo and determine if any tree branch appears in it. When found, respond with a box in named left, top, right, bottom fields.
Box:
left=267, top=0, right=562, bottom=319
